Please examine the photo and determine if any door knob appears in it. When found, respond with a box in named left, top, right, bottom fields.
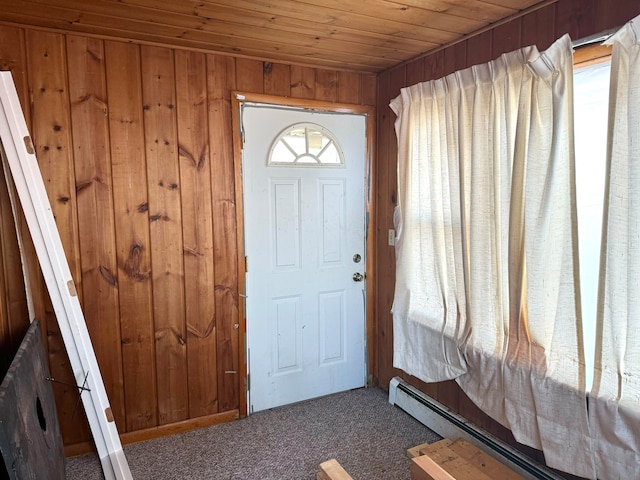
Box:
left=353, top=272, right=364, bottom=282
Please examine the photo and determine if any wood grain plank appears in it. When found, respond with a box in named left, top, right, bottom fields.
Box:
left=19, top=0, right=417, bottom=59
left=406, top=58, right=425, bottom=86
left=26, top=30, right=81, bottom=297
left=207, top=54, right=240, bottom=414
left=389, top=0, right=517, bottom=21
left=0, top=26, right=40, bottom=382
left=235, top=58, right=264, bottom=93
left=67, top=35, right=129, bottom=437
left=491, top=19, right=522, bottom=57
left=315, top=69, right=338, bottom=102
left=241, top=0, right=484, bottom=34
left=466, top=30, right=493, bottom=67
left=554, top=0, right=596, bottom=44
left=337, top=71, right=361, bottom=104
left=520, top=3, right=555, bottom=51
left=104, top=39, right=155, bottom=430
left=175, top=50, right=218, bottom=419
left=0, top=26, right=31, bottom=126
left=360, top=74, right=377, bottom=106
left=264, top=62, right=291, bottom=97
left=447, top=438, right=525, bottom=479
left=443, top=41, right=467, bottom=76
left=0, top=25, right=30, bottom=354
left=185, top=0, right=461, bottom=44
left=594, top=0, right=640, bottom=33
left=373, top=70, right=388, bottom=385
left=374, top=69, right=395, bottom=388
left=423, top=50, right=445, bottom=81
left=290, top=65, right=316, bottom=99
left=26, top=29, right=91, bottom=444
left=141, top=44, right=187, bottom=428
left=318, top=458, right=353, bottom=480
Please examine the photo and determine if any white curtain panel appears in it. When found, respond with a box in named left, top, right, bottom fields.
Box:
left=590, top=14, right=640, bottom=479
left=391, top=34, right=595, bottom=478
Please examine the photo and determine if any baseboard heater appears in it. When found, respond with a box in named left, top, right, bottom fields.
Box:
left=389, top=377, right=566, bottom=480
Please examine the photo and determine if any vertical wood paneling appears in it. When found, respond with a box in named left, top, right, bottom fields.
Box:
left=175, top=50, right=218, bottom=419
left=374, top=69, right=393, bottom=388
left=66, top=34, right=121, bottom=441
left=492, top=19, right=522, bottom=57
left=264, top=62, right=291, bottom=96
left=315, top=69, right=338, bottom=102
left=443, top=40, right=467, bottom=76
left=26, top=29, right=87, bottom=444
left=104, top=40, right=152, bottom=430
left=521, top=4, right=556, bottom=51
left=0, top=176, right=28, bottom=359
left=424, top=50, right=445, bottom=82
left=555, top=0, right=596, bottom=42
left=235, top=58, right=263, bottom=93
left=0, top=26, right=30, bottom=126
left=360, top=74, right=377, bottom=106
left=466, top=30, right=493, bottom=67
left=337, top=71, right=361, bottom=104
left=290, top=65, right=315, bottom=99
left=0, top=26, right=29, bottom=356
left=207, top=54, right=240, bottom=413
left=26, top=31, right=80, bottom=287
left=141, top=45, right=186, bottom=429
left=405, top=58, right=425, bottom=86
left=594, top=0, right=640, bottom=33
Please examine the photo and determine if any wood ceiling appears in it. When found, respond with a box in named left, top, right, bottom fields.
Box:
left=0, top=0, right=548, bottom=73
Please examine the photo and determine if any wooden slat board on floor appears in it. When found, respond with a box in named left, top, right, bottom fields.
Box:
left=317, top=459, right=353, bottom=480
left=410, top=438, right=524, bottom=480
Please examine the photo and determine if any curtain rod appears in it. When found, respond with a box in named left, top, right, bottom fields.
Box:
left=572, top=28, right=619, bottom=48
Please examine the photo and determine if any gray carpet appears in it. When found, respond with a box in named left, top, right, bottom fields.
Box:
left=65, top=386, right=441, bottom=479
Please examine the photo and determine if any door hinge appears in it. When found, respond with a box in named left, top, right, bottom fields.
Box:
left=245, top=255, right=248, bottom=273
left=246, top=374, right=250, bottom=391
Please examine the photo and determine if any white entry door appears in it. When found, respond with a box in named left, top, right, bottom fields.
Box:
left=242, top=104, right=367, bottom=413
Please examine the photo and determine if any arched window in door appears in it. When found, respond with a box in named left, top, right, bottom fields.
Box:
left=268, top=123, right=345, bottom=167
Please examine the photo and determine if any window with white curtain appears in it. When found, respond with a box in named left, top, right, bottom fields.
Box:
left=391, top=14, right=640, bottom=478
left=574, top=59, right=610, bottom=392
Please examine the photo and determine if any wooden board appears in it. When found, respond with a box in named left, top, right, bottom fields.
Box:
left=207, top=54, right=240, bottom=414
left=0, top=320, right=64, bottom=479
left=317, top=459, right=353, bottom=480
left=104, top=40, right=154, bottom=431
left=411, top=439, right=496, bottom=480
left=175, top=49, right=217, bottom=420
left=66, top=34, right=122, bottom=441
left=140, top=44, right=184, bottom=427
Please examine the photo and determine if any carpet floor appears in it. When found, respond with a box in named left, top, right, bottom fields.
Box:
left=65, top=386, right=441, bottom=480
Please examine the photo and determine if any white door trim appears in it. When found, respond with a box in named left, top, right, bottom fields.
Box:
left=231, top=92, right=376, bottom=417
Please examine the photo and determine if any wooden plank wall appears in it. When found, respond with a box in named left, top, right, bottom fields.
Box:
left=0, top=24, right=376, bottom=450
left=375, top=0, right=640, bottom=478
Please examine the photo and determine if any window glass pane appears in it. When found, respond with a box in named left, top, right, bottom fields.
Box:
left=297, top=154, right=317, bottom=164
left=574, top=60, right=610, bottom=392
left=268, top=122, right=345, bottom=167
left=318, top=143, right=341, bottom=164
left=271, top=141, right=296, bottom=163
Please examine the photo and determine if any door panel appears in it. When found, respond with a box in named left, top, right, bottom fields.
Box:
left=243, top=105, right=366, bottom=413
